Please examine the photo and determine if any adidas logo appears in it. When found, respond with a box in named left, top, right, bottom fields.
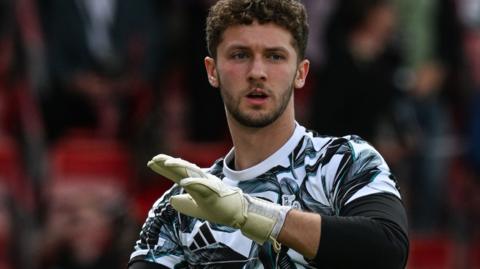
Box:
left=189, top=223, right=217, bottom=251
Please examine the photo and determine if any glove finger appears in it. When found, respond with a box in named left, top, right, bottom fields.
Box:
left=164, top=158, right=207, bottom=178
left=148, top=154, right=207, bottom=181
left=170, top=194, right=208, bottom=220
left=148, top=158, right=184, bottom=183
left=181, top=177, right=237, bottom=198
left=150, top=154, right=171, bottom=162
left=180, top=179, right=217, bottom=203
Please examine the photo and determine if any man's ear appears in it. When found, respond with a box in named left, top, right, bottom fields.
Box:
left=294, top=59, right=310, bottom=89
left=205, top=56, right=219, bottom=88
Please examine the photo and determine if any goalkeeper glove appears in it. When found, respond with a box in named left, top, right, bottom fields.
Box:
left=147, top=154, right=291, bottom=252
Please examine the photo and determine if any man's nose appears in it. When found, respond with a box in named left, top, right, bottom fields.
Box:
left=247, top=57, right=267, bottom=81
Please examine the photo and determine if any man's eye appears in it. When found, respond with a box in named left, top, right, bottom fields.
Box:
left=232, top=52, right=248, bottom=59
left=267, top=54, right=285, bottom=61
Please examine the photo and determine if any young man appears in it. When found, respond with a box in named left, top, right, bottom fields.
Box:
left=129, top=0, right=409, bottom=268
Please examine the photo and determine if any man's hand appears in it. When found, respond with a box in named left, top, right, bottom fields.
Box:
left=147, top=154, right=213, bottom=182
left=148, top=154, right=291, bottom=251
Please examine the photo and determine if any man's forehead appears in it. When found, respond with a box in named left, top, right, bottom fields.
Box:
left=219, top=22, right=297, bottom=51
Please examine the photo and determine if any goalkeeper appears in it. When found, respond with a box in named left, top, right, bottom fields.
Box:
left=128, top=0, right=409, bottom=268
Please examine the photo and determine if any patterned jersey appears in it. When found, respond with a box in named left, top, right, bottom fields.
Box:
left=129, top=123, right=401, bottom=268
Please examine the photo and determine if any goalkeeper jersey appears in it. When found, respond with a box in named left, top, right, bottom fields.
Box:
left=129, top=123, right=403, bottom=268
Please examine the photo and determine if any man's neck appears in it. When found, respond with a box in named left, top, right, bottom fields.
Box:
left=228, top=116, right=296, bottom=171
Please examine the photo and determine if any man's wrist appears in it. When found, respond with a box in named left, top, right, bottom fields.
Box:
left=277, top=210, right=322, bottom=259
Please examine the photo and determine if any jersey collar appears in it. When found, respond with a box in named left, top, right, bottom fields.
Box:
left=223, top=122, right=306, bottom=181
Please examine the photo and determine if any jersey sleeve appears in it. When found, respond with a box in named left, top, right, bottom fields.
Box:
left=311, top=136, right=408, bottom=268
left=326, top=135, right=401, bottom=213
left=128, top=185, right=185, bottom=268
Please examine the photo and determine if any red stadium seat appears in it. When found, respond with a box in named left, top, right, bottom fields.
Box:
left=44, top=134, right=138, bottom=225
left=407, top=234, right=454, bottom=269
left=48, top=134, right=135, bottom=189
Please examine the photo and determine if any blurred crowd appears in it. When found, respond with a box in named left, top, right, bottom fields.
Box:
left=0, top=0, right=479, bottom=268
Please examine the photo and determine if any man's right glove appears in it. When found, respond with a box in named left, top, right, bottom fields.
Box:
left=147, top=154, right=292, bottom=252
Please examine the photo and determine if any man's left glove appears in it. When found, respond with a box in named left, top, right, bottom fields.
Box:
left=148, top=154, right=291, bottom=251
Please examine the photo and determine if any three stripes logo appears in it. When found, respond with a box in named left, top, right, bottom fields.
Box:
left=189, top=223, right=217, bottom=251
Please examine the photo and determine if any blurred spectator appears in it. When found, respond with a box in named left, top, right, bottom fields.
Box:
left=37, top=0, right=176, bottom=196
left=455, top=1, right=480, bottom=266
left=461, top=0, right=480, bottom=179
left=170, top=0, right=229, bottom=143
left=32, top=133, right=140, bottom=269
left=394, top=0, right=465, bottom=232
left=294, top=0, right=336, bottom=123
left=37, top=181, right=137, bottom=269
left=303, top=0, right=337, bottom=69
left=39, top=0, right=166, bottom=142
left=0, top=0, right=27, bottom=137
left=0, top=2, right=40, bottom=268
left=309, top=0, right=413, bottom=157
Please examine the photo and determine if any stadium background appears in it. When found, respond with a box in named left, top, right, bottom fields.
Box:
left=0, top=0, right=479, bottom=268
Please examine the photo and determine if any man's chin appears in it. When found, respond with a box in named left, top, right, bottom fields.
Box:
left=233, top=113, right=276, bottom=128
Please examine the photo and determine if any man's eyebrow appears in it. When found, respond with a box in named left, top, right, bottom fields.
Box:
left=264, top=46, right=289, bottom=53
left=225, top=44, right=250, bottom=51
left=225, top=45, right=290, bottom=53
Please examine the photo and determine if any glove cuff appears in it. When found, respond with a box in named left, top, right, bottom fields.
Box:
left=270, top=205, right=291, bottom=239
left=242, top=195, right=292, bottom=251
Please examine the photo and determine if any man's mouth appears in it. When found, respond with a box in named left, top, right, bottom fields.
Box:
left=245, top=88, right=269, bottom=106
left=247, top=91, right=268, bottom=100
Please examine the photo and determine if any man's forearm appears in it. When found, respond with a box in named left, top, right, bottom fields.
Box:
left=277, top=194, right=408, bottom=268
left=277, top=209, right=322, bottom=259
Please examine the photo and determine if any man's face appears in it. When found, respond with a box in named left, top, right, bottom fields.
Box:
left=205, top=22, right=309, bottom=128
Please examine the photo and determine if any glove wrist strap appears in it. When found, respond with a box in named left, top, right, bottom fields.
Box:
left=270, top=205, right=291, bottom=239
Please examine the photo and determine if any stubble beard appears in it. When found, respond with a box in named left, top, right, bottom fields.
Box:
left=218, top=77, right=295, bottom=128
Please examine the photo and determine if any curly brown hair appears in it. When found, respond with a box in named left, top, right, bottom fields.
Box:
left=206, top=0, right=309, bottom=60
